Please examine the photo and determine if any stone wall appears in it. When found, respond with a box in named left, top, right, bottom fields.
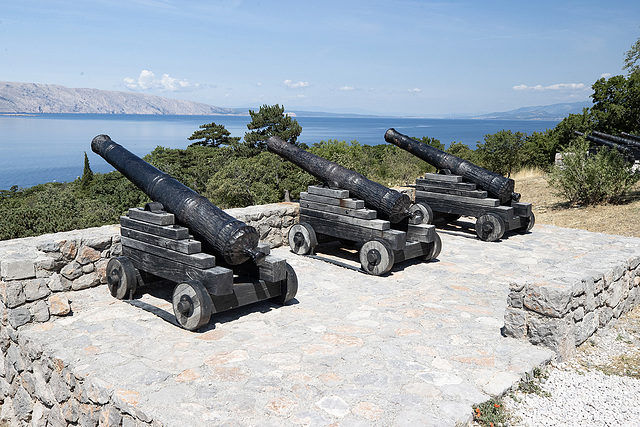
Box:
left=503, top=255, right=640, bottom=361
left=0, top=202, right=298, bottom=426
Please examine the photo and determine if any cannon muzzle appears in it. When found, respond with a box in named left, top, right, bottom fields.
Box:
left=92, top=134, right=263, bottom=266
left=266, top=136, right=411, bottom=223
left=384, top=128, right=517, bottom=203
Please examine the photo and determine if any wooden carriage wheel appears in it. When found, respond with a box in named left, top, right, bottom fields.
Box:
left=172, top=281, right=213, bottom=331
left=106, top=256, right=137, bottom=300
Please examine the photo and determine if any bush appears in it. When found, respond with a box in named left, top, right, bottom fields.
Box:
left=548, top=139, right=640, bottom=205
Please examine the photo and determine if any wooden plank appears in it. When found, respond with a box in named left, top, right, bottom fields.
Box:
left=415, top=190, right=500, bottom=207
left=307, top=185, right=349, bottom=199
left=405, top=223, right=436, bottom=243
left=394, top=241, right=430, bottom=263
left=511, top=202, right=533, bottom=218
left=300, top=200, right=377, bottom=220
left=416, top=197, right=515, bottom=222
left=300, top=207, right=390, bottom=230
left=121, top=236, right=216, bottom=269
left=258, top=255, right=286, bottom=283
left=422, top=173, right=463, bottom=183
left=257, top=242, right=271, bottom=256
left=210, top=280, right=282, bottom=313
left=128, top=207, right=175, bottom=226
left=416, top=177, right=477, bottom=190
left=300, top=214, right=406, bottom=250
left=300, top=192, right=365, bottom=209
left=122, top=246, right=233, bottom=296
left=121, top=227, right=201, bottom=254
left=120, top=216, right=190, bottom=240
left=415, top=183, right=488, bottom=198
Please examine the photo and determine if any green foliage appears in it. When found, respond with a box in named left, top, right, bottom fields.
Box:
left=244, top=104, right=302, bottom=151
left=548, top=138, right=640, bottom=205
left=473, top=398, right=510, bottom=426
left=521, top=130, right=559, bottom=171
left=187, top=122, right=240, bottom=148
left=623, top=35, right=640, bottom=76
left=0, top=175, right=148, bottom=241
left=446, top=141, right=479, bottom=164
left=590, top=73, right=640, bottom=134
left=475, top=130, right=526, bottom=177
left=80, top=152, right=94, bottom=191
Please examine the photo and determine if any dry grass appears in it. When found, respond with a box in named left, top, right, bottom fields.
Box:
left=512, top=167, right=640, bottom=238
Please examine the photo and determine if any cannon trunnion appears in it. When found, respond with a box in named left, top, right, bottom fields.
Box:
left=385, top=129, right=534, bottom=242
left=265, top=136, right=440, bottom=275
left=93, top=135, right=297, bottom=330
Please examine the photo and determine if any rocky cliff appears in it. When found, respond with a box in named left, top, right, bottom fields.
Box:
left=0, top=81, right=243, bottom=115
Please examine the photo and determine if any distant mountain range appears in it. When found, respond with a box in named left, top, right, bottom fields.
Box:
left=0, top=81, right=591, bottom=120
left=464, top=101, right=592, bottom=121
left=0, top=81, right=243, bottom=115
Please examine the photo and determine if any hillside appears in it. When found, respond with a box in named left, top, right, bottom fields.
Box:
left=467, top=101, right=592, bottom=121
left=0, top=81, right=243, bottom=115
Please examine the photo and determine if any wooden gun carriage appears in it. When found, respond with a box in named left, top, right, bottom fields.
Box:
left=384, top=128, right=534, bottom=242
left=267, top=136, right=441, bottom=276
left=92, top=135, right=297, bottom=331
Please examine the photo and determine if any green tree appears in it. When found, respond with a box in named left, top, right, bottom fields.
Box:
left=244, top=104, right=302, bottom=150
left=623, top=34, right=640, bottom=75
left=446, top=141, right=478, bottom=164
left=590, top=73, right=640, bottom=134
left=187, top=122, right=240, bottom=148
left=475, top=130, right=526, bottom=177
left=80, top=152, right=94, bottom=191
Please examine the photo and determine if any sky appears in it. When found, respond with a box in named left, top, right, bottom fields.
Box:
left=1, top=0, right=639, bottom=117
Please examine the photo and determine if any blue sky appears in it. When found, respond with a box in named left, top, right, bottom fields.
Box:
left=1, top=0, right=639, bottom=116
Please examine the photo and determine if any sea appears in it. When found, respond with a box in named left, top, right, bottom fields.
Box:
left=0, top=113, right=560, bottom=190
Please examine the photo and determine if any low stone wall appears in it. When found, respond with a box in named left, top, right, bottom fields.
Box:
left=503, top=255, right=640, bottom=361
left=0, top=202, right=298, bottom=426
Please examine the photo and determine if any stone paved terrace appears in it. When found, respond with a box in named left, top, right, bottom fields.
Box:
left=3, top=219, right=640, bottom=426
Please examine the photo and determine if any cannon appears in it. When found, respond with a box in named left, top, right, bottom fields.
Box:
left=92, top=135, right=297, bottom=330
left=267, top=136, right=440, bottom=275
left=384, top=129, right=534, bottom=242
left=575, top=131, right=639, bottom=163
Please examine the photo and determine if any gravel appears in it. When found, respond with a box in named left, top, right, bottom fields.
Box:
left=498, top=306, right=640, bottom=427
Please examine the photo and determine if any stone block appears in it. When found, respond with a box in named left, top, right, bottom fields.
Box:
left=502, top=308, right=527, bottom=339
left=29, top=300, right=50, bottom=323
left=47, top=273, right=71, bottom=292
left=24, top=278, right=51, bottom=302
left=59, top=240, right=79, bottom=261
left=527, top=315, right=576, bottom=361
left=1, top=259, right=35, bottom=280
left=76, top=246, right=101, bottom=265
left=572, top=306, right=585, bottom=322
left=82, top=235, right=113, bottom=251
left=574, top=311, right=598, bottom=346
left=71, top=273, right=99, bottom=291
left=81, top=263, right=95, bottom=274
left=49, top=294, right=71, bottom=317
left=605, top=280, right=624, bottom=308
left=36, top=241, right=61, bottom=253
left=1, top=281, right=26, bottom=308
left=599, top=306, right=614, bottom=327
left=523, top=283, right=572, bottom=318
left=60, top=262, right=82, bottom=281
left=8, top=307, right=31, bottom=329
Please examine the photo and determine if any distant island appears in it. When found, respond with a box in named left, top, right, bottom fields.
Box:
left=0, top=80, right=591, bottom=120
left=0, top=81, right=243, bottom=115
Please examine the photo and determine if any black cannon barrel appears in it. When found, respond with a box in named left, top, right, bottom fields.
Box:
left=574, top=131, right=634, bottom=157
left=622, top=132, right=640, bottom=143
left=266, top=136, right=411, bottom=223
left=592, top=131, right=640, bottom=148
left=384, top=128, right=516, bottom=204
left=91, top=134, right=262, bottom=266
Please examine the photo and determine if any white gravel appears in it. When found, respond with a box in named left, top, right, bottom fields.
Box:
left=499, top=307, right=640, bottom=427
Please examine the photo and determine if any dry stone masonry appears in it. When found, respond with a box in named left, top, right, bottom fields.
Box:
left=0, top=203, right=297, bottom=426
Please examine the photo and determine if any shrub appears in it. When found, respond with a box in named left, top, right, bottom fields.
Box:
left=548, top=139, right=640, bottom=205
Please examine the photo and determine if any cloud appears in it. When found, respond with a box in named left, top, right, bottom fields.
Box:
left=600, top=73, right=612, bottom=78
left=283, top=79, right=309, bottom=89
left=512, top=83, right=586, bottom=91
left=408, top=88, right=422, bottom=93
left=339, top=86, right=355, bottom=91
left=124, top=70, right=197, bottom=91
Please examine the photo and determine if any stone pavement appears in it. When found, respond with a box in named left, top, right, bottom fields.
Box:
left=17, top=222, right=640, bottom=426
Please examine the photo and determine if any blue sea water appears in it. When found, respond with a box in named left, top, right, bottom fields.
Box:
left=0, top=113, right=559, bottom=190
